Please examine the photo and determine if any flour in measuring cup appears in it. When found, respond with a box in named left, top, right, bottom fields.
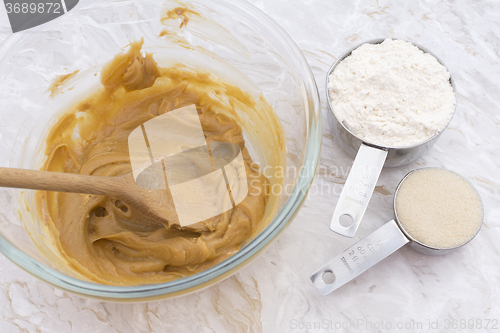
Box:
left=328, top=39, right=455, bottom=147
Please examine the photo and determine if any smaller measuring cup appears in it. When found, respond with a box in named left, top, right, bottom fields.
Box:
left=327, top=39, right=457, bottom=238
left=311, top=168, right=483, bottom=296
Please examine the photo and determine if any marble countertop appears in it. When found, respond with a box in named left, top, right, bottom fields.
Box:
left=0, top=0, right=499, bottom=332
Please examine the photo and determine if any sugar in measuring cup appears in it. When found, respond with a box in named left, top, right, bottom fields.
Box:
left=311, top=168, right=483, bottom=295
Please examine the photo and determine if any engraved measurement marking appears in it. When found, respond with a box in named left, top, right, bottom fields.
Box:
left=346, top=195, right=363, bottom=205
left=346, top=240, right=387, bottom=270
left=340, top=256, right=354, bottom=274
left=346, top=167, right=372, bottom=197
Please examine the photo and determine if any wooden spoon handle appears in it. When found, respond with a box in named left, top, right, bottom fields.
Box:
left=0, top=167, right=124, bottom=197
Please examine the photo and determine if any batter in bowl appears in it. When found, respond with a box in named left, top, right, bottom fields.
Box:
left=35, top=40, right=281, bottom=285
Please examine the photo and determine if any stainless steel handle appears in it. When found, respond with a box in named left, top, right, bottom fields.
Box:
left=330, top=144, right=388, bottom=237
left=311, top=220, right=409, bottom=295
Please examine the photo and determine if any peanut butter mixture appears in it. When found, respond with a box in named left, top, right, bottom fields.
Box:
left=35, top=40, right=273, bottom=285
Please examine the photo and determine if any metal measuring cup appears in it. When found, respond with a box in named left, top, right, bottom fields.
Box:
left=310, top=168, right=483, bottom=296
left=327, top=39, right=457, bottom=238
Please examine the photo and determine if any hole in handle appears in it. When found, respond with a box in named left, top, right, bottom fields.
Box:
left=322, top=270, right=336, bottom=284
left=339, top=214, right=353, bottom=227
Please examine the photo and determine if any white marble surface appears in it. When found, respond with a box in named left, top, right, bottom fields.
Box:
left=0, top=0, right=499, bottom=332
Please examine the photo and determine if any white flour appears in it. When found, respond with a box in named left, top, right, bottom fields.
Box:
left=328, top=39, right=455, bottom=147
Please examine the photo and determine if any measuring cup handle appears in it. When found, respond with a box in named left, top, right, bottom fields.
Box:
left=330, top=143, right=388, bottom=237
left=311, top=220, right=409, bottom=295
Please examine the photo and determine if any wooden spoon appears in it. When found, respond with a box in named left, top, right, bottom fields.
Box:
left=0, top=166, right=189, bottom=229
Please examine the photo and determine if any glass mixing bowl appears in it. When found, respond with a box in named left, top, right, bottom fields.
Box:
left=0, top=0, right=321, bottom=301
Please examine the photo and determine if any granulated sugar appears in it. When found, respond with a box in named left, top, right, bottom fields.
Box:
left=395, top=169, right=483, bottom=249
left=328, top=39, right=455, bottom=147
